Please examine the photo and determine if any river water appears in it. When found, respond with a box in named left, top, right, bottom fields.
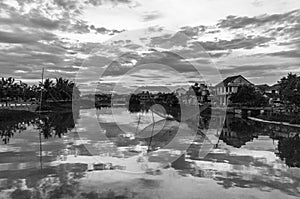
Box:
left=0, top=107, right=299, bottom=199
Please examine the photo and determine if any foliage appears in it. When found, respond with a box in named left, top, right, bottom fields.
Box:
left=277, top=135, right=300, bottom=167
left=0, top=77, right=80, bottom=103
left=278, top=73, right=300, bottom=107
left=0, top=77, right=38, bottom=102
left=187, top=83, right=210, bottom=103
left=127, top=92, right=180, bottom=118
left=229, top=84, right=268, bottom=107
left=40, top=77, right=80, bottom=102
left=0, top=110, right=79, bottom=144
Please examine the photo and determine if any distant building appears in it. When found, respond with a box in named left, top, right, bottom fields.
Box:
left=256, top=84, right=281, bottom=106
left=256, top=84, right=270, bottom=93
left=266, top=84, right=280, bottom=95
left=137, top=91, right=152, bottom=103
left=213, top=75, right=253, bottom=106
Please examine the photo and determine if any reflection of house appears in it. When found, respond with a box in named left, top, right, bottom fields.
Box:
left=213, top=75, right=253, bottom=106
left=188, top=95, right=198, bottom=105
left=175, top=87, right=187, bottom=97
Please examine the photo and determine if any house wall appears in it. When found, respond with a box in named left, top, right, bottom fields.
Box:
left=214, top=76, right=252, bottom=106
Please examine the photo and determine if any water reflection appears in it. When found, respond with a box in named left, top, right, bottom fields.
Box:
left=0, top=110, right=79, bottom=144
left=0, top=112, right=37, bottom=144
left=37, top=111, right=79, bottom=139
left=0, top=107, right=300, bottom=198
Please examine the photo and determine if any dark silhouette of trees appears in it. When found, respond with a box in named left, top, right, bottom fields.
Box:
left=277, top=135, right=300, bottom=167
left=0, top=110, right=79, bottom=144
left=187, top=83, right=210, bottom=103
left=230, top=85, right=268, bottom=107
left=278, top=73, right=300, bottom=107
left=0, top=77, right=80, bottom=104
left=40, top=77, right=80, bottom=102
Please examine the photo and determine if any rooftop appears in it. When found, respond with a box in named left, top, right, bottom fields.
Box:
left=215, top=75, right=253, bottom=87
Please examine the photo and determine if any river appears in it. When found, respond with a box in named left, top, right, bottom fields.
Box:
left=0, top=107, right=299, bottom=199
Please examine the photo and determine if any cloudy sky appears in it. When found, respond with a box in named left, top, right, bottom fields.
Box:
left=1, top=0, right=300, bottom=93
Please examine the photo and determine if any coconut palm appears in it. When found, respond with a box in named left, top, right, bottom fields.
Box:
left=39, top=78, right=55, bottom=103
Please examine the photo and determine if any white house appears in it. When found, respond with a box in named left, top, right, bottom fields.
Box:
left=213, top=75, right=253, bottom=106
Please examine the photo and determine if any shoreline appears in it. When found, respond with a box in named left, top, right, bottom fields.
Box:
left=248, top=116, right=300, bottom=128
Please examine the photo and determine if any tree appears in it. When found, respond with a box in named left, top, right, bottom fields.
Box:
left=278, top=73, right=300, bottom=107
left=230, top=85, right=268, bottom=107
left=187, top=83, right=210, bottom=103
left=39, top=78, right=54, bottom=102
left=39, top=78, right=80, bottom=102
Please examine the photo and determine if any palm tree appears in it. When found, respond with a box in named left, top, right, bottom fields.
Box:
left=39, top=78, right=54, bottom=103
left=53, top=77, right=79, bottom=101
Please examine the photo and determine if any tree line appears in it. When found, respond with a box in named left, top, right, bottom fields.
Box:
left=230, top=73, right=300, bottom=108
left=0, top=77, right=80, bottom=104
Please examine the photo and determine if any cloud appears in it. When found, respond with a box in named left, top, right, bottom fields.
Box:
left=179, top=26, right=206, bottom=37
left=251, top=0, right=263, bottom=7
left=0, top=30, right=57, bottom=44
left=85, top=0, right=134, bottom=7
left=142, top=11, right=163, bottom=22
left=0, top=13, right=60, bottom=30
left=90, top=25, right=124, bottom=35
left=1, top=1, right=300, bottom=89
left=196, top=36, right=274, bottom=51
left=266, top=50, right=300, bottom=58
left=0, top=0, right=124, bottom=36
left=53, top=0, right=79, bottom=11
left=217, top=9, right=300, bottom=29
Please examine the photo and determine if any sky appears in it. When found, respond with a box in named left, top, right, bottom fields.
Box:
left=0, top=0, right=300, bottom=94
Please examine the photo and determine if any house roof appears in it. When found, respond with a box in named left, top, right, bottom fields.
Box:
left=215, top=75, right=253, bottom=87
left=269, top=84, right=280, bottom=90
left=256, top=84, right=270, bottom=92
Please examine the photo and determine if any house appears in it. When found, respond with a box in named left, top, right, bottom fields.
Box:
left=256, top=84, right=270, bottom=94
left=266, top=84, right=280, bottom=95
left=213, top=75, right=253, bottom=106
left=137, top=91, right=152, bottom=103
left=257, top=84, right=281, bottom=106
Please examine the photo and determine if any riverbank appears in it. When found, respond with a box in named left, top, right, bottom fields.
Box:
left=256, top=113, right=300, bottom=125
left=248, top=116, right=300, bottom=128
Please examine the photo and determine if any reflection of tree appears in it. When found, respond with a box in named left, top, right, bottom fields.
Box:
left=128, top=93, right=181, bottom=119
left=0, top=110, right=79, bottom=144
left=219, top=117, right=258, bottom=148
left=277, top=135, right=300, bottom=167
left=37, top=111, right=78, bottom=139
left=0, top=111, right=37, bottom=144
